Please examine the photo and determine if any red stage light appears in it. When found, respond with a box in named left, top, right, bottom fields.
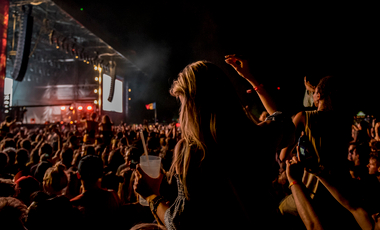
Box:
left=87, top=105, right=93, bottom=110
left=78, top=106, right=83, bottom=111
left=277, top=87, right=280, bottom=90
left=176, top=123, right=180, bottom=128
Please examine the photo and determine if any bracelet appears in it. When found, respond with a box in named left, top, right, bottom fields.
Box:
left=254, top=84, right=263, bottom=91
left=288, top=181, right=298, bottom=189
left=149, top=195, right=165, bottom=226
left=154, top=196, right=165, bottom=213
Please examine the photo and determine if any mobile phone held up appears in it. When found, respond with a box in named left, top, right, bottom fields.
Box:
left=297, top=135, right=319, bottom=173
left=298, top=135, right=309, bottom=160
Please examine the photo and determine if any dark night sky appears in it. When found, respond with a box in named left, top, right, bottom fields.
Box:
left=52, top=0, right=380, bottom=121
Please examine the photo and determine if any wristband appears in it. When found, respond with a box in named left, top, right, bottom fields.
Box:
left=149, top=195, right=165, bottom=226
left=254, top=84, right=263, bottom=91
left=288, top=180, right=298, bottom=189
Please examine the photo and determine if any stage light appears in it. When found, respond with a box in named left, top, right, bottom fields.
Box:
left=87, top=105, right=93, bottom=111
left=95, top=77, right=99, bottom=81
left=61, top=106, right=66, bottom=111
left=94, top=65, right=98, bottom=70
left=129, top=98, right=131, bottom=101
left=129, top=89, right=131, bottom=92
left=78, top=106, right=83, bottom=111
left=99, top=89, right=101, bottom=95
left=98, top=67, right=102, bottom=72
left=70, top=121, right=73, bottom=124
left=69, top=106, right=74, bottom=111
left=94, top=89, right=98, bottom=93
left=75, top=56, right=78, bottom=59
left=176, top=123, right=180, bottom=128
left=56, top=45, right=59, bottom=49
left=94, top=100, right=98, bottom=104
left=277, top=87, right=280, bottom=90
left=60, top=121, right=64, bottom=124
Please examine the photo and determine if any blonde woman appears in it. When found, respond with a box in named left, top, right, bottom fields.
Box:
left=134, top=58, right=294, bottom=229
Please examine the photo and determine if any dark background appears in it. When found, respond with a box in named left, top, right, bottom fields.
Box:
left=52, top=0, right=380, bottom=122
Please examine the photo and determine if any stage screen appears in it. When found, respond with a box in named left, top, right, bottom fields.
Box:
left=102, top=74, right=123, bottom=113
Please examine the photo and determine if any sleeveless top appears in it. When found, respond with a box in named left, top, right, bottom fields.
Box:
left=302, top=110, right=351, bottom=198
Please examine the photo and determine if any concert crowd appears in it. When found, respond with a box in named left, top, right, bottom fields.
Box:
left=1, top=56, right=380, bottom=230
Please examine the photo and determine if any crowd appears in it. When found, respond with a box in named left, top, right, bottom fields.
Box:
left=0, top=55, right=380, bottom=230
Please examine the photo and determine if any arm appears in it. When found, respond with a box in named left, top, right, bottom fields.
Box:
left=134, top=165, right=169, bottom=226
left=375, top=122, right=380, bottom=141
left=52, top=129, right=62, bottom=164
left=317, top=175, right=373, bottom=230
left=286, top=155, right=324, bottom=230
left=225, top=55, right=277, bottom=115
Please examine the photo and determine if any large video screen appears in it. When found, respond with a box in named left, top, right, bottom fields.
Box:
left=102, top=74, right=123, bottom=113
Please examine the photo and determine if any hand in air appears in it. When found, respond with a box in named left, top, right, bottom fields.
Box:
left=225, top=54, right=254, bottom=82
left=304, top=76, right=316, bottom=92
left=285, top=146, right=305, bottom=184
left=133, top=164, right=164, bottom=199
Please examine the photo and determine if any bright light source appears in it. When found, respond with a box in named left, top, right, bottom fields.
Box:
left=129, top=89, right=131, bottom=92
left=75, top=56, right=78, bottom=59
left=94, top=65, right=98, bottom=70
left=94, top=89, right=98, bottom=93
left=78, top=106, right=83, bottom=111
left=61, top=106, right=66, bottom=111
left=95, top=77, right=99, bottom=81
left=69, top=106, right=74, bottom=110
left=87, top=105, right=93, bottom=110
left=98, top=67, right=102, bottom=72
left=70, top=121, right=73, bottom=124
left=94, top=100, right=98, bottom=104
left=99, top=88, right=101, bottom=95
left=277, top=87, right=280, bottom=90
left=129, top=98, right=131, bottom=101
left=60, top=121, right=64, bottom=124
left=56, top=46, right=59, bottom=49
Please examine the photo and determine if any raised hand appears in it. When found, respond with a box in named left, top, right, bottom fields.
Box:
left=286, top=147, right=305, bottom=184
left=225, top=54, right=254, bottom=83
left=304, top=76, right=316, bottom=92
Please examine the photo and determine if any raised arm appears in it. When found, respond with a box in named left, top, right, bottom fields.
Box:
left=225, top=55, right=277, bottom=115
left=317, top=174, right=373, bottom=230
left=286, top=154, right=324, bottom=230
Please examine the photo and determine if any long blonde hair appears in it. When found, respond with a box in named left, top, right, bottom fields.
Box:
left=169, top=61, right=254, bottom=199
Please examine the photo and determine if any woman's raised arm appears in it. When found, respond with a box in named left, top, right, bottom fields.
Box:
left=225, top=54, right=277, bottom=115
